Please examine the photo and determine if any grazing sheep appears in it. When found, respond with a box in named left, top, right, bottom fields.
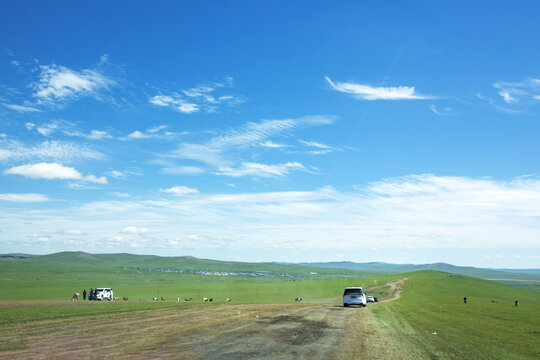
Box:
left=295, top=297, right=302, bottom=302
left=202, top=297, right=209, bottom=302
left=185, top=297, right=193, bottom=301
left=226, top=298, right=231, bottom=302
left=176, top=297, right=180, bottom=302
left=123, top=297, right=129, bottom=301
left=72, top=292, right=79, bottom=300
left=113, top=297, right=119, bottom=301
left=153, top=297, right=158, bottom=301
left=161, top=296, right=165, bottom=301
left=209, top=298, right=213, bottom=302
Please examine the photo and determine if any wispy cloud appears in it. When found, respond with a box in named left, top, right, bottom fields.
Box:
left=165, top=115, right=335, bottom=168
left=492, top=78, right=540, bottom=105
left=259, top=140, right=289, bottom=148
left=160, top=185, right=199, bottom=196
left=325, top=76, right=431, bottom=100
left=217, top=161, right=306, bottom=177
left=0, top=193, right=51, bottom=202
left=149, top=95, right=199, bottom=114
left=3, top=103, right=41, bottom=112
left=3, top=162, right=107, bottom=183
left=32, top=64, right=115, bottom=106
left=161, top=166, right=206, bottom=175
left=428, top=104, right=452, bottom=116
left=300, top=140, right=340, bottom=155
left=121, top=226, right=149, bottom=234
left=476, top=93, right=522, bottom=114
left=120, top=125, right=180, bottom=141
left=0, top=139, right=104, bottom=162
left=25, top=120, right=112, bottom=141
left=149, top=77, right=246, bottom=114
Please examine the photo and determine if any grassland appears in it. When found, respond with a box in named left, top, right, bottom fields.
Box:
left=370, top=271, right=540, bottom=359
left=0, top=253, right=539, bottom=359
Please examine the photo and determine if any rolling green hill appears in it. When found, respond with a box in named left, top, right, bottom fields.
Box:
left=0, top=251, right=375, bottom=279
left=299, top=260, right=540, bottom=287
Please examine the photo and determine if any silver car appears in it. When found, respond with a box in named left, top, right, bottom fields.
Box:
left=343, top=287, right=366, bottom=307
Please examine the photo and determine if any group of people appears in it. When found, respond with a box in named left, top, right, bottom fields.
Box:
left=80, top=289, right=98, bottom=300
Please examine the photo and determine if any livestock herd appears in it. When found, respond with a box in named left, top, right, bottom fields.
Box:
left=71, top=295, right=304, bottom=303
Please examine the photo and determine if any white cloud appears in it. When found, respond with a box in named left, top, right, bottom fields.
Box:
left=260, top=140, right=289, bottom=148
left=300, top=140, right=340, bottom=155
left=109, top=192, right=131, bottom=198
left=217, top=161, right=306, bottom=177
left=3, top=103, right=41, bottom=112
left=120, top=125, right=177, bottom=141
left=0, top=139, right=104, bottom=162
left=149, top=77, right=246, bottom=114
left=121, top=226, right=149, bottom=234
left=492, top=78, right=540, bottom=106
left=325, top=76, right=431, bottom=100
left=160, top=186, right=199, bottom=196
left=428, top=104, right=452, bottom=115
left=25, top=120, right=112, bottom=141
left=300, top=140, right=330, bottom=149
left=161, top=166, right=206, bottom=175
left=87, top=130, right=112, bottom=140
left=0, top=193, right=51, bottom=202
left=149, top=95, right=199, bottom=114
left=3, top=175, right=540, bottom=259
left=498, top=90, right=515, bottom=104
left=125, top=130, right=150, bottom=139
left=33, top=64, right=115, bottom=104
left=3, top=162, right=107, bottom=184
left=167, top=115, right=336, bottom=167
left=110, top=170, right=124, bottom=178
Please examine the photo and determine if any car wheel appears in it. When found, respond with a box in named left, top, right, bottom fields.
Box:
left=343, top=303, right=349, bottom=307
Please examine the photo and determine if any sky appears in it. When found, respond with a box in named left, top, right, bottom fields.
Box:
left=0, top=1, right=539, bottom=268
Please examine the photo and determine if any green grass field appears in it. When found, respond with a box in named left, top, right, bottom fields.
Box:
left=0, top=253, right=539, bottom=359
left=372, top=271, right=540, bottom=359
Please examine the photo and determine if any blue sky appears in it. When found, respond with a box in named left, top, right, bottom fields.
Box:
left=1, top=1, right=539, bottom=268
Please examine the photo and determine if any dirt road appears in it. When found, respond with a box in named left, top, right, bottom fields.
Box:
left=185, top=304, right=357, bottom=360
left=1, top=303, right=370, bottom=359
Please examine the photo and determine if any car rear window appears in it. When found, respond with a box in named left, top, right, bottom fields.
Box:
left=344, top=288, right=364, bottom=295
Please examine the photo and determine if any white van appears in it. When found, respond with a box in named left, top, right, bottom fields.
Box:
left=94, top=288, right=114, bottom=301
left=343, top=287, right=366, bottom=307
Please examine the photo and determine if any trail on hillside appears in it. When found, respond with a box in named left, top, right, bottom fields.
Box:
left=379, top=278, right=409, bottom=303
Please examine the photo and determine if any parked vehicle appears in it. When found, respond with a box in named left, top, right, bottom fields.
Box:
left=367, top=295, right=375, bottom=303
left=343, top=287, right=366, bottom=307
left=88, top=287, right=114, bottom=301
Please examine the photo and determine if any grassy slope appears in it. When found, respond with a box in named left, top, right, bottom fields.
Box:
left=372, top=271, right=540, bottom=360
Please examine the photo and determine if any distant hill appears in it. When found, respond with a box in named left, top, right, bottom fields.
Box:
left=298, top=261, right=540, bottom=280
left=2, top=251, right=538, bottom=282
left=0, top=251, right=376, bottom=280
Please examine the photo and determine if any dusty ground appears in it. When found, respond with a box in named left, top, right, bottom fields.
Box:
left=0, top=281, right=407, bottom=359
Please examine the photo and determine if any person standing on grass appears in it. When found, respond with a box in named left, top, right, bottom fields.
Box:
left=83, top=289, right=87, bottom=300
